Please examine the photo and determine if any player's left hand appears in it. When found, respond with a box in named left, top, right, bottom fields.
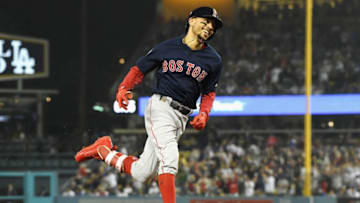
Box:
left=190, top=112, right=208, bottom=130
left=116, top=87, right=133, bottom=110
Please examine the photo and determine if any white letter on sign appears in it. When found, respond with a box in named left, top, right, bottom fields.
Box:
left=11, top=40, right=35, bottom=74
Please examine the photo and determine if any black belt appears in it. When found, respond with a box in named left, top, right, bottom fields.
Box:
left=159, top=95, right=192, bottom=115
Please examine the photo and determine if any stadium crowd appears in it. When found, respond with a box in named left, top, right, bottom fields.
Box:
left=62, top=130, right=360, bottom=197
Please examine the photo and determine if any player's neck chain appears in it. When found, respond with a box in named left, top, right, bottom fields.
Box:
left=181, top=38, right=186, bottom=45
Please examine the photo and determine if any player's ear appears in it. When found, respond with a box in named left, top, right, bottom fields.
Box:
left=188, top=17, right=196, bottom=26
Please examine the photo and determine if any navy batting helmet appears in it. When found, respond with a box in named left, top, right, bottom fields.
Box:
left=185, top=7, right=223, bottom=33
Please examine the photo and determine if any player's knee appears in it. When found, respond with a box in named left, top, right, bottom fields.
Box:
left=159, top=165, right=178, bottom=176
left=158, top=152, right=179, bottom=175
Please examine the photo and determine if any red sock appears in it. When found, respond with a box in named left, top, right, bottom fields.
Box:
left=123, top=156, right=138, bottom=175
left=158, top=173, right=176, bottom=203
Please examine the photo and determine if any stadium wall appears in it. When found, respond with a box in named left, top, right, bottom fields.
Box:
left=55, top=196, right=336, bottom=203
left=0, top=171, right=340, bottom=203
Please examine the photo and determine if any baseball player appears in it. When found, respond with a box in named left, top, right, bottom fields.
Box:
left=75, top=6, right=223, bottom=203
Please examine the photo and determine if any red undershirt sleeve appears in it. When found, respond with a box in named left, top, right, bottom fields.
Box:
left=200, top=91, right=216, bottom=118
left=119, top=66, right=144, bottom=90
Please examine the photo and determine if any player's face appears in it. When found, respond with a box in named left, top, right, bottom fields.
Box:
left=190, top=17, right=215, bottom=41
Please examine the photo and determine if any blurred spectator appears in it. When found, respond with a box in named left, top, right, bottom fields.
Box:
left=263, top=169, right=276, bottom=195
left=101, top=170, right=118, bottom=195
left=62, top=186, right=76, bottom=197
left=148, top=181, right=160, bottom=196
left=6, top=184, right=16, bottom=196
left=244, top=174, right=256, bottom=197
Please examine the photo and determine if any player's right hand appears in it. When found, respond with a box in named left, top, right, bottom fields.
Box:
left=116, top=86, right=133, bottom=110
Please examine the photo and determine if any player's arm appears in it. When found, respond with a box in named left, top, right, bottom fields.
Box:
left=190, top=61, right=223, bottom=130
left=117, top=46, right=161, bottom=110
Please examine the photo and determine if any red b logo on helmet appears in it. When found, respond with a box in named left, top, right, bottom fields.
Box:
left=212, top=8, right=218, bottom=18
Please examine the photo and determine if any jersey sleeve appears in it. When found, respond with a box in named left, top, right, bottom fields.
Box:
left=201, top=61, right=223, bottom=94
left=136, top=45, right=162, bottom=74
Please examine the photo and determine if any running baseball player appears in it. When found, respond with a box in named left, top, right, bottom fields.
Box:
left=75, top=6, right=223, bottom=203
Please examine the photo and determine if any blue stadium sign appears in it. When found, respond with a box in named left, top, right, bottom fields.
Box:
left=0, top=33, right=49, bottom=81
left=138, top=94, right=360, bottom=116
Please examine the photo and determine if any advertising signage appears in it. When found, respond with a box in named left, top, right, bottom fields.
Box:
left=0, top=33, right=49, bottom=81
left=138, top=94, right=360, bottom=116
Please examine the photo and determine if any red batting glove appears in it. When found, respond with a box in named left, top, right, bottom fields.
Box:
left=190, top=112, right=208, bottom=130
left=116, top=87, right=133, bottom=110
